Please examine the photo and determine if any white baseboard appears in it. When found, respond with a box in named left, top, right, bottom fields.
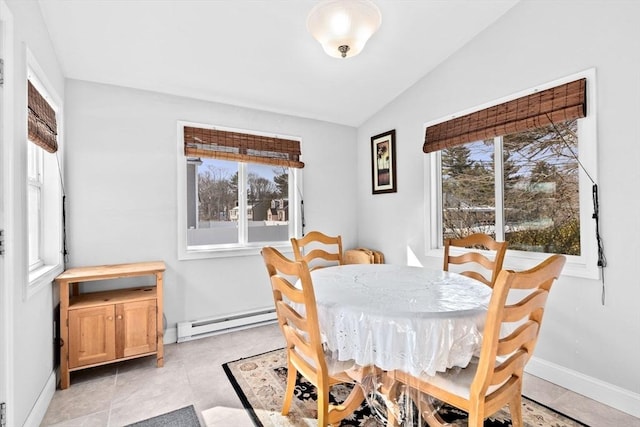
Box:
left=24, top=371, right=56, bottom=427
left=526, top=356, right=640, bottom=418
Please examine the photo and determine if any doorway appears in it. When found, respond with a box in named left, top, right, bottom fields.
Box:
left=0, top=0, right=14, bottom=423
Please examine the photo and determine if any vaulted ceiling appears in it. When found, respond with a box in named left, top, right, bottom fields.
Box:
left=38, top=0, right=519, bottom=127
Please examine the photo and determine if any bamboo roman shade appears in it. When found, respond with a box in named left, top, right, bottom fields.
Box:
left=423, top=78, right=587, bottom=153
left=184, top=126, right=304, bottom=168
left=28, top=81, right=58, bottom=153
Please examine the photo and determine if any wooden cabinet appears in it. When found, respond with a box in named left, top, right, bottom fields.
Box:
left=67, top=288, right=157, bottom=369
left=55, top=261, right=165, bottom=389
left=68, top=304, right=116, bottom=368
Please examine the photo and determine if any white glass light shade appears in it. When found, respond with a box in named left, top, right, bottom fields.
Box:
left=307, top=0, right=382, bottom=59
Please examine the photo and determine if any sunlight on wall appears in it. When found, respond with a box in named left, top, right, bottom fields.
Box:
left=406, top=246, right=423, bottom=267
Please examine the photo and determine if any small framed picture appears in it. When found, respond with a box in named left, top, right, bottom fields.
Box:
left=371, top=130, right=397, bottom=194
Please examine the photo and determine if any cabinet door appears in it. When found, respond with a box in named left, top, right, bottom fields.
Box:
left=68, top=305, right=116, bottom=368
left=116, top=299, right=157, bottom=358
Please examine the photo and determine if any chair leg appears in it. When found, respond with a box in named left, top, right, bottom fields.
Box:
left=509, top=393, right=524, bottom=427
left=282, top=363, right=297, bottom=415
left=468, top=411, right=484, bottom=427
left=317, top=386, right=330, bottom=427
left=327, top=383, right=365, bottom=425
left=467, top=402, right=485, bottom=427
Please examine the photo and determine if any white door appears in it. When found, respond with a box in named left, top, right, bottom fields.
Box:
left=0, top=1, right=14, bottom=422
left=0, top=12, right=6, bottom=422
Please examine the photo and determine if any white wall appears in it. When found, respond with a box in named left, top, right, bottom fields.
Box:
left=357, top=0, right=640, bottom=416
left=3, top=1, right=65, bottom=425
left=9, top=0, right=640, bottom=423
left=64, top=80, right=358, bottom=332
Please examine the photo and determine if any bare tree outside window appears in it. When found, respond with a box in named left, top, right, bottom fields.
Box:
left=441, top=120, right=580, bottom=256
left=189, top=158, right=290, bottom=246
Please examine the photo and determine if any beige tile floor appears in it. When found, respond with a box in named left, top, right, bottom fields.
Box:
left=41, top=323, right=640, bottom=427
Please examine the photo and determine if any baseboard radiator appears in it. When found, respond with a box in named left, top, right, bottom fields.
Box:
left=176, top=307, right=277, bottom=343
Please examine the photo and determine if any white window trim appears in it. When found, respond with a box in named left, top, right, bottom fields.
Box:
left=26, top=50, right=65, bottom=298
left=424, top=69, right=599, bottom=279
left=176, top=120, right=303, bottom=260
left=27, top=142, right=43, bottom=270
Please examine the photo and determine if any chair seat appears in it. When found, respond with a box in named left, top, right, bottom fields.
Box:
left=294, top=346, right=358, bottom=377
left=411, top=358, right=502, bottom=400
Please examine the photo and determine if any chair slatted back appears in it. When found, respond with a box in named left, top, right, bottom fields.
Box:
left=344, top=248, right=385, bottom=265
left=262, top=246, right=369, bottom=426
left=261, top=247, right=327, bottom=376
left=444, top=233, right=508, bottom=287
left=344, top=249, right=374, bottom=264
left=471, top=254, right=566, bottom=399
left=291, top=231, right=343, bottom=271
left=389, top=254, right=565, bottom=426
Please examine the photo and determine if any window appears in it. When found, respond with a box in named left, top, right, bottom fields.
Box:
left=27, top=141, right=43, bottom=269
left=441, top=119, right=580, bottom=255
left=427, top=71, right=599, bottom=278
left=26, top=62, right=65, bottom=297
left=178, top=122, right=303, bottom=259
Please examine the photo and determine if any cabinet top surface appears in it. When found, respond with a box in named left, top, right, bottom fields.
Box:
left=55, top=261, right=166, bottom=282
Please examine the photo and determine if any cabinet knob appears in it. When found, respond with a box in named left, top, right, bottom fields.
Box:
left=117, top=315, right=123, bottom=320
left=107, top=316, right=113, bottom=321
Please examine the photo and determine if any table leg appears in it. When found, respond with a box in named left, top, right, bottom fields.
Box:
left=379, top=375, right=402, bottom=426
left=408, top=389, right=454, bottom=427
left=379, top=372, right=455, bottom=427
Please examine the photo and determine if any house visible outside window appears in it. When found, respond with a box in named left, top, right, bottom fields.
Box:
left=26, top=61, right=65, bottom=297
left=427, top=71, right=599, bottom=278
left=178, top=122, right=303, bottom=259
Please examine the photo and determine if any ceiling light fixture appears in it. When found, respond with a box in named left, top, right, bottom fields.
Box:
left=306, top=0, right=382, bottom=59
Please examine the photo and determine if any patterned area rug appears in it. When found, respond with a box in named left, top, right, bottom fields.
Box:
left=223, top=348, right=588, bottom=427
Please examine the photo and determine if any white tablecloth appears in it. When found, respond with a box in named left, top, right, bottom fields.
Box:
left=310, top=264, right=492, bottom=377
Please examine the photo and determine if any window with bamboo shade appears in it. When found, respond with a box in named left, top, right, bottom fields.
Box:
left=178, top=123, right=303, bottom=258
left=183, top=126, right=304, bottom=169
left=28, top=80, right=58, bottom=153
left=426, top=72, right=600, bottom=280
left=26, top=69, right=65, bottom=298
left=424, top=78, right=586, bottom=154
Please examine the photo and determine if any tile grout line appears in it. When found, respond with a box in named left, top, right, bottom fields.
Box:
left=106, top=366, right=120, bottom=427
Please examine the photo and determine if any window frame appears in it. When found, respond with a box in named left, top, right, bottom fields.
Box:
left=425, top=69, right=599, bottom=279
left=27, top=141, right=43, bottom=270
left=177, top=120, right=303, bottom=260
left=26, top=52, right=65, bottom=298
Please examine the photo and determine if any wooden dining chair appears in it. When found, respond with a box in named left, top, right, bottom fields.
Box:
left=344, top=249, right=374, bottom=264
left=261, top=246, right=364, bottom=426
left=443, top=233, right=508, bottom=287
left=390, top=254, right=566, bottom=427
left=344, top=248, right=385, bottom=265
left=290, top=231, right=344, bottom=271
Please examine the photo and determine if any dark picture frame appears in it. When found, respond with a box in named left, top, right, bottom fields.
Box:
left=371, top=129, right=397, bottom=194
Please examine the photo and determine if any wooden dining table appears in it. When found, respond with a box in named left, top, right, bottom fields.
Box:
left=308, top=263, right=492, bottom=425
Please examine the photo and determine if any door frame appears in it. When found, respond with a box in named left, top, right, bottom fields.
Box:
left=0, top=0, right=15, bottom=424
